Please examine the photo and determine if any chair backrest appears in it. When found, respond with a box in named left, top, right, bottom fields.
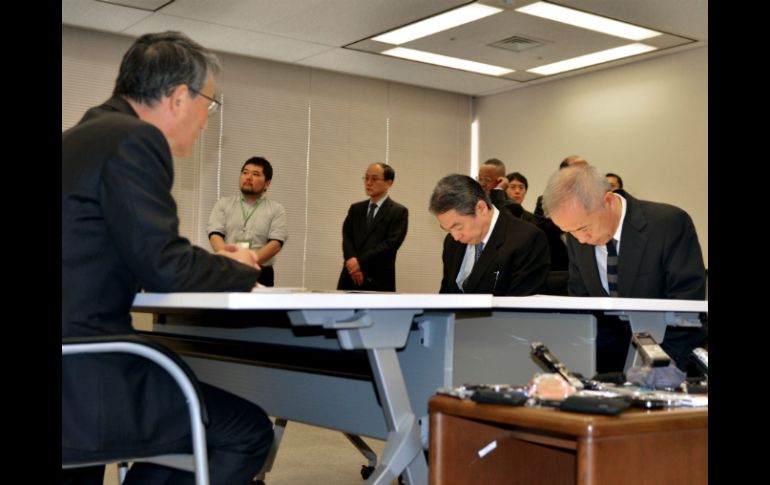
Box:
left=62, top=335, right=210, bottom=485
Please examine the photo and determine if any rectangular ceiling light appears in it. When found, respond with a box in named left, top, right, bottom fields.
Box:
left=527, top=43, right=657, bottom=75
left=373, top=3, right=503, bottom=45
left=383, top=47, right=514, bottom=76
left=516, top=1, right=661, bottom=41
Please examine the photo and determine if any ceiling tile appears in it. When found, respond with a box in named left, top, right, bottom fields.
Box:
left=63, top=0, right=708, bottom=96
left=62, top=0, right=153, bottom=32
left=123, top=14, right=334, bottom=63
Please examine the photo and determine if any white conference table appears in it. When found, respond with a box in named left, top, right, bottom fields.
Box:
left=132, top=291, right=706, bottom=485
left=133, top=292, right=490, bottom=485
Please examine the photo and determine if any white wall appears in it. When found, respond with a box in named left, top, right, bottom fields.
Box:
left=477, top=46, right=708, bottom=266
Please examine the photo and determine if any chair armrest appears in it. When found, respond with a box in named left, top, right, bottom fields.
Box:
left=62, top=334, right=209, bottom=425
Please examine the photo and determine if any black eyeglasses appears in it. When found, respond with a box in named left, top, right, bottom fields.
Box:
left=189, top=87, right=222, bottom=115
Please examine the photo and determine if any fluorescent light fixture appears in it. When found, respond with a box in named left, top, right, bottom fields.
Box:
left=516, top=1, right=661, bottom=41
left=527, top=43, right=657, bottom=76
left=373, top=3, right=503, bottom=45
left=383, top=47, right=514, bottom=76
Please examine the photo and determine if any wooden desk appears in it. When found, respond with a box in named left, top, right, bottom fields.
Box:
left=429, top=395, right=707, bottom=485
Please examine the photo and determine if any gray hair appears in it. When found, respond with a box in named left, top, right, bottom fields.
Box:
left=482, top=158, right=507, bottom=176
left=542, top=165, right=610, bottom=217
left=429, top=174, right=491, bottom=216
left=113, top=31, right=221, bottom=106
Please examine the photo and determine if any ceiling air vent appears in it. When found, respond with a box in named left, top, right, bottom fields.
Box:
left=488, top=35, right=550, bottom=53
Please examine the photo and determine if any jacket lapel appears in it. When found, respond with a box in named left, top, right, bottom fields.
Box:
left=445, top=239, right=466, bottom=292
left=363, top=198, right=391, bottom=238
left=572, top=238, right=606, bottom=296
left=616, top=194, right=647, bottom=296
left=463, top=214, right=507, bottom=291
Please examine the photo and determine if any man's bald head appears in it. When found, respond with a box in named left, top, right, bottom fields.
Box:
left=559, top=155, right=588, bottom=169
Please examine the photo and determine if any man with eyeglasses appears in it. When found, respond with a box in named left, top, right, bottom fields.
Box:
left=208, top=157, right=288, bottom=287
left=542, top=164, right=706, bottom=373
left=337, top=163, right=408, bottom=292
left=477, top=158, right=535, bottom=225
left=62, top=31, right=273, bottom=484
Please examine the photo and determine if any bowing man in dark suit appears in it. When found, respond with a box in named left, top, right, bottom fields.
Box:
left=542, top=164, right=706, bottom=371
left=337, top=163, right=409, bottom=292
left=62, top=32, right=273, bottom=484
left=429, top=174, right=550, bottom=296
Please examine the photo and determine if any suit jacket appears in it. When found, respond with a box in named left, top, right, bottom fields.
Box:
left=566, top=192, right=705, bottom=299
left=534, top=194, right=570, bottom=271
left=62, top=97, right=260, bottom=455
left=337, top=197, right=409, bottom=291
left=490, top=189, right=539, bottom=227
left=439, top=209, right=550, bottom=296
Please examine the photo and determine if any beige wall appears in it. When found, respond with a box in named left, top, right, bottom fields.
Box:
left=476, top=47, right=708, bottom=266
left=63, top=26, right=471, bottom=293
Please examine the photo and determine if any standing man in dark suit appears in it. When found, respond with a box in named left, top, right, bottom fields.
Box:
left=62, top=31, right=273, bottom=485
left=542, top=164, right=706, bottom=371
left=430, top=174, right=550, bottom=296
left=337, top=163, right=409, bottom=292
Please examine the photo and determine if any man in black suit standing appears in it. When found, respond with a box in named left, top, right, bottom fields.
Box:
left=430, top=174, right=549, bottom=296
left=62, top=32, right=273, bottom=484
left=337, top=163, right=409, bottom=292
left=542, top=164, right=706, bottom=371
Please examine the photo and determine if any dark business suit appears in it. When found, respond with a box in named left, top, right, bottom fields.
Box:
left=489, top=189, right=538, bottom=226
left=337, top=197, right=409, bottom=292
left=62, top=97, right=273, bottom=484
left=534, top=194, right=570, bottom=271
left=565, top=192, right=706, bottom=371
left=439, top=209, right=550, bottom=296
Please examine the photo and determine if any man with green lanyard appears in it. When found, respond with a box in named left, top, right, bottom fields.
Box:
left=208, top=156, right=288, bottom=286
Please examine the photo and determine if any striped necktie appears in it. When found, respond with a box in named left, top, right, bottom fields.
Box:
left=606, top=239, right=618, bottom=297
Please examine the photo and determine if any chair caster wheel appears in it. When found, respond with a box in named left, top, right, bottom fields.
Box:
left=361, top=465, right=375, bottom=479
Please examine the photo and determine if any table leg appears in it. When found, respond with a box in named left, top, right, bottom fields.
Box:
left=366, top=348, right=428, bottom=485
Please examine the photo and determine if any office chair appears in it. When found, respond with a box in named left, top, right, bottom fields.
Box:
left=62, top=335, right=210, bottom=485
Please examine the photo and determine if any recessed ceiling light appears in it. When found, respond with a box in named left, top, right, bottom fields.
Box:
left=527, top=43, right=657, bottom=76
left=373, top=3, right=503, bottom=45
left=383, top=47, right=514, bottom=76
left=516, top=1, right=661, bottom=41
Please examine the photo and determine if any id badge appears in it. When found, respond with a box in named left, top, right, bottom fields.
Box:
left=235, top=240, right=251, bottom=249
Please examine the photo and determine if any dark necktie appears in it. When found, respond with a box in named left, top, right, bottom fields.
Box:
left=475, top=242, right=485, bottom=263
left=606, top=239, right=618, bottom=297
left=462, top=242, right=485, bottom=292
left=367, top=203, right=376, bottom=227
